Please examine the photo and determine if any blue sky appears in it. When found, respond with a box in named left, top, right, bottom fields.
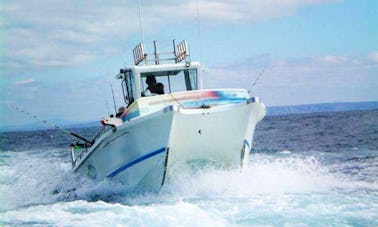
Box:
left=1, top=0, right=377, bottom=128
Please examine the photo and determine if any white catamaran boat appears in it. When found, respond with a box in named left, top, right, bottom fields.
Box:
left=70, top=40, right=266, bottom=191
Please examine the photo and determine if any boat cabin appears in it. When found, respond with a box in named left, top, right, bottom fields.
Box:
left=116, top=40, right=202, bottom=106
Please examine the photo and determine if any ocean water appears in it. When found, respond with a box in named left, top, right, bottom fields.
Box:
left=0, top=110, right=377, bottom=226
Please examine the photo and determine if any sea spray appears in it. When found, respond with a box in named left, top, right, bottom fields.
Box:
left=1, top=110, right=378, bottom=226
left=158, top=153, right=335, bottom=198
left=1, top=148, right=375, bottom=209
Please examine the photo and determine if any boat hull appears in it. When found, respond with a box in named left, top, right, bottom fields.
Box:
left=74, top=109, right=174, bottom=191
left=73, top=97, right=265, bottom=190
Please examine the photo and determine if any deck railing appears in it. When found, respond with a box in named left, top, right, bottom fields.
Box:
left=133, top=40, right=190, bottom=65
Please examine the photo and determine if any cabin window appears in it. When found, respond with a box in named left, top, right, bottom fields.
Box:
left=140, top=69, right=198, bottom=95
left=184, top=69, right=197, bottom=91
left=122, top=70, right=135, bottom=104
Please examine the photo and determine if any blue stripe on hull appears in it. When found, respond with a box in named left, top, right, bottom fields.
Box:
left=106, top=147, right=166, bottom=178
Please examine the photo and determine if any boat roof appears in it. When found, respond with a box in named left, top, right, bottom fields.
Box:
left=116, top=62, right=201, bottom=79
left=116, top=40, right=200, bottom=79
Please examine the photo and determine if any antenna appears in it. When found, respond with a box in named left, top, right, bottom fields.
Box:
left=196, top=0, right=204, bottom=67
left=138, top=0, right=145, bottom=45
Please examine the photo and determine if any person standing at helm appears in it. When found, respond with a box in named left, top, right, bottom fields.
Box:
left=144, top=75, right=164, bottom=96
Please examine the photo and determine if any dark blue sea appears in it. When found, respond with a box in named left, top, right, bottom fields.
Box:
left=1, top=110, right=377, bottom=226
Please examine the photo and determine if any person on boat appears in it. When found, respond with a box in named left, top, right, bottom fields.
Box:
left=116, top=106, right=126, bottom=118
left=143, top=75, right=164, bottom=96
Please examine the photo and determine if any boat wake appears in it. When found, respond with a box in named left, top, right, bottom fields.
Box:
left=1, top=148, right=377, bottom=211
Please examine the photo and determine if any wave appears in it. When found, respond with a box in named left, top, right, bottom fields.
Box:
left=1, top=148, right=377, bottom=211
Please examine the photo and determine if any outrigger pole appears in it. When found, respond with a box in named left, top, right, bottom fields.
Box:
left=9, top=105, right=93, bottom=146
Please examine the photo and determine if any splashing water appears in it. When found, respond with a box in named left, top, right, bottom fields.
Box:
left=1, top=110, right=378, bottom=226
left=2, top=147, right=377, bottom=226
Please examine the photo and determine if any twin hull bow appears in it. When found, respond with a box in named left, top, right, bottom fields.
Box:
left=73, top=90, right=265, bottom=191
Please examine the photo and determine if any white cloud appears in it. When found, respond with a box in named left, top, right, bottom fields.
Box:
left=366, top=51, right=378, bottom=64
left=205, top=53, right=378, bottom=105
left=14, top=79, right=35, bottom=85
left=320, top=55, right=348, bottom=65
left=2, top=1, right=142, bottom=69
left=151, top=0, right=341, bottom=23
left=2, top=0, right=341, bottom=70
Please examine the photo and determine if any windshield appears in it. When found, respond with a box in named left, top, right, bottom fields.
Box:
left=140, top=68, right=198, bottom=95
left=121, top=70, right=135, bottom=105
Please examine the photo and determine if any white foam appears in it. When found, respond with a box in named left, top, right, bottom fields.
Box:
left=0, top=149, right=362, bottom=210
left=1, top=149, right=378, bottom=226
left=160, top=153, right=340, bottom=199
left=1, top=200, right=230, bottom=226
left=280, top=150, right=292, bottom=154
left=0, top=150, right=92, bottom=210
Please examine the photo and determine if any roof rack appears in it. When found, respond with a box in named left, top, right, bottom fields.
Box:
left=133, top=40, right=190, bottom=66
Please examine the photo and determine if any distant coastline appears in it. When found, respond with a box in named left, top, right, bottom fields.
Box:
left=267, top=101, right=378, bottom=116
left=1, top=101, right=377, bottom=132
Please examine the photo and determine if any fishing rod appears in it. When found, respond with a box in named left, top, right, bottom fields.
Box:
left=110, top=84, right=117, bottom=114
left=9, top=104, right=94, bottom=146
left=248, top=68, right=265, bottom=95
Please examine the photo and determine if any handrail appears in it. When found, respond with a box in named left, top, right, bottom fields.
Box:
left=70, top=144, right=89, bottom=168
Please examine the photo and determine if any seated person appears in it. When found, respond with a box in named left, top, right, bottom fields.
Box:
left=143, top=75, right=164, bottom=96
left=116, top=106, right=126, bottom=118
